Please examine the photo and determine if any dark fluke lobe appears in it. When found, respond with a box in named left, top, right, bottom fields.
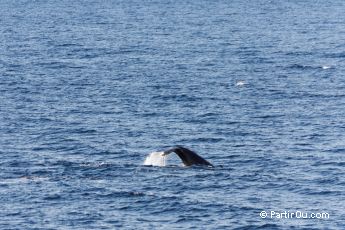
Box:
left=163, top=146, right=213, bottom=167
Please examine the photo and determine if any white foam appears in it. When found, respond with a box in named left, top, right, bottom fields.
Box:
left=143, top=151, right=167, bottom=166
left=322, top=65, right=331, bottom=70
left=236, top=80, right=246, bottom=86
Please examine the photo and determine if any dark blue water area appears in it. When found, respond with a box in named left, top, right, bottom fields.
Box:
left=1, top=0, right=345, bottom=229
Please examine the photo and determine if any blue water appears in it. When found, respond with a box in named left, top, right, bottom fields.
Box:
left=1, top=0, right=345, bottom=229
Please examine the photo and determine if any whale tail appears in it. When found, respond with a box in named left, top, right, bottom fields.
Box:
left=163, top=146, right=213, bottom=167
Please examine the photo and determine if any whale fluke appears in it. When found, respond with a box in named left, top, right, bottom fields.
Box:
left=162, top=146, right=213, bottom=167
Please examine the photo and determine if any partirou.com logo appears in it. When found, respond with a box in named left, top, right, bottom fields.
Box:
left=260, top=210, right=330, bottom=219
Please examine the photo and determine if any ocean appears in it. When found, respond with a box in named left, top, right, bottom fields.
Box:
left=1, top=0, right=345, bottom=229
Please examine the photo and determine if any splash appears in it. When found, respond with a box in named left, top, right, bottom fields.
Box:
left=143, top=151, right=167, bottom=166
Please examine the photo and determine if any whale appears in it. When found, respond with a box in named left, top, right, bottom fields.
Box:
left=162, top=146, right=213, bottom=167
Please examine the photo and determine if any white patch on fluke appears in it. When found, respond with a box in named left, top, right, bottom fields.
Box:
left=143, top=151, right=167, bottom=166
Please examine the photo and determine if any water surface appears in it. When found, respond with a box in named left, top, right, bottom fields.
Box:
left=1, top=0, right=345, bottom=229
